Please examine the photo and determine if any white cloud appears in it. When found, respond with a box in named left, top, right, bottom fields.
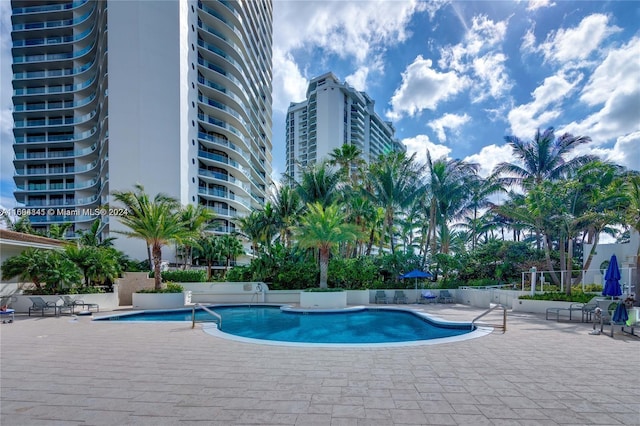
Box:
left=439, top=15, right=508, bottom=72
left=520, top=26, right=536, bottom=54
left=579, top=37, right=640, bottom=107
left=463, top=144, right=515, bottom=178
left=526, top=0, right=556, bottom=12
left=559, top=38, right=640, bottom=145
left=401, top=134, right=452, bottom=166
left=538, top=14, right=622, bottom=65
left=387, top=56, right=468, bottom=119
left=271, top=49, right=309, bottom=113
left=471, top=52, right=512, bottom=102
left=607, top=132, right=640, bottom=172
left=428, top=113, right=471, bottom=142
left=345, top=67, right=370, bottom=92
left=507, top=72, right=582, bottom=137
left=438, top=15, right=511, bottom=103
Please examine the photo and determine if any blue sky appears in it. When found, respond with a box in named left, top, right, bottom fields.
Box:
left=2, top=1, right=639, bottom=211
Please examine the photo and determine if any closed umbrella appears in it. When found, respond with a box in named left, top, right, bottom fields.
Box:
left=602, top=254, right=622, bottom=298
left=612, top=302, right=628, bottom=324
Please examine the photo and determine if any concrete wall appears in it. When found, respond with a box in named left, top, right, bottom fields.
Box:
left=117, top=272, right=156, bottom=305
left=10, top=291, right=119, bottom=313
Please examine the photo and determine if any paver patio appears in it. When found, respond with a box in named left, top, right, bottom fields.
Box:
left=1, top=304, right=639, bottom=425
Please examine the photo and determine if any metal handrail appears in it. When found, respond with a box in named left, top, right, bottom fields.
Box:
left=191, top=303, right=222, bottom=329
left=472, top=303, right=507, bottom=333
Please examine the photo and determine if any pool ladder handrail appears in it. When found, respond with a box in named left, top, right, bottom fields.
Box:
left=471, top=303, right=507, bottom=333
left=191, top=303, right=222, bottom=329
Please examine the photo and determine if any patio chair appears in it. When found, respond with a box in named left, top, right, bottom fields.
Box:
left=420, top=290, right=438, bottom=304
left=438, top=290, right=454, bottom=304
left=28, top=297, right=60, bottom=317
left=393, top=290, right=408, bottom=304
left=60, top=295, right=99, bottom=313
left=576, top=296, right=601, bottom=322
left=374, top=291, right=388, bottom=304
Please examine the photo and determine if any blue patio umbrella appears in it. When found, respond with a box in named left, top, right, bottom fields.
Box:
left=602, top=254, right=622, bottom=298
left=400, top=269, right=434, bottom=293
left=612, top=302, right=628, bottom=323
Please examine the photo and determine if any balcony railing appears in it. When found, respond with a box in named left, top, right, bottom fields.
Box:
left=197, top=187, right=249, bottom=208
left=12, top=0, right=88, bottom=15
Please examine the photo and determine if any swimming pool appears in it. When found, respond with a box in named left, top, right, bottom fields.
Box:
left=95, top=305, right=489, bottom=346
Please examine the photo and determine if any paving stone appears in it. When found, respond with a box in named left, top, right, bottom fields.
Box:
left=2, top=305, right=639, bottom=425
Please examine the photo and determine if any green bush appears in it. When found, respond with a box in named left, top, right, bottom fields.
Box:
left=149, top=269, right=206, bottom=283
left=518, top=292, right=594, bottom=303
left=304, top=288, right=344, bottom=292
left=329, top=256, right=380, bottom=289
left=138, top=282, right=184, bottom=293
left=225, top=265, right=252, bottom=282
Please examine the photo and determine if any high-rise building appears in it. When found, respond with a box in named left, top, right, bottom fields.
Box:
left=286, top=72, right=404, bottom=180
left=11, top=0, right=272, bottom=260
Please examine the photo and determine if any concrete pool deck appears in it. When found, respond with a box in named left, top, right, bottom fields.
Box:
left=1, top=303, right=639, bottom=425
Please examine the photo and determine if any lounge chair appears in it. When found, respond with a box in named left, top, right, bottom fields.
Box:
left=374, top=291, right=388, bottom=304
left=28, top=297, right=60, bottom=317
left=393, top=290, right=408, bottom=304
left=60, top=295, right=100, bottom=313
left=438, top=290, right=454, bottom=304
left=420, top=290, right=437, bottom=304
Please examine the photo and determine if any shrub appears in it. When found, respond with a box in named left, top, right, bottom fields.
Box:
left=225, top=265, right=252, bottom=282
left=518, top=292, right=594, bottom=303
left=138, top=282, right=184, bottom=293
left=304, top=288, right=344, bottom=292
left=328, top=256, right=380, bottom=289
left=149, top=269, right=206, bottom=283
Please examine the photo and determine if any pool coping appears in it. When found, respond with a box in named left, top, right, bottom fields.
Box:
left=93, top=304, right=493, bottom=347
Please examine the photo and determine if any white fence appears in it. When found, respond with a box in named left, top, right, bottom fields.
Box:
left=520, top=267, right=637, bottom=294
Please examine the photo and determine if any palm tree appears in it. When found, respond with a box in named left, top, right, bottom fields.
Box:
left=425, top=152, right=478, bottom=254
left=328, top=144, right=364, bottom=184
left=238, top=210, right=270, bottom=256
left=193, top=234, right=222, bottom=280
left=46, top=223, right=73, bottom=240
left=178, top=204, right=216, bottom=268
left=494, top=127, right=596, bottom=188
left=76, top=220, right=116, bottom=247
left=367, top=151, right=425, bottom=253
left=219, top=234, right=244, bottom=273
left=1, top=248, right=50, bottom=291
left=111, top=184, right=191, bottom=290
left=270, top=184, right=303, bottom=248
left=294, top=163, right=341, bottom=207
left=293, top=202, right=361, bottom=288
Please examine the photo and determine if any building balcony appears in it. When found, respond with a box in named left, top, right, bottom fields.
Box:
left=197, top=187, right=250, bottom=209
left=12, top=0, right=88, bottom=15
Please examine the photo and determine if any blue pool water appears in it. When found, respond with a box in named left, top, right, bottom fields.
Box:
left=95, top=305, right=475, bottom=344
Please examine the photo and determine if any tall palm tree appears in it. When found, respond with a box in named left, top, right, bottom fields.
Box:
left=46, top=223, right=73, bottom=240
left=238, top=210, right=270, bottom=256
left=494, top=127, right=596, bottom=188
left=294, top=163, right=341, bottom=207
left=328, top=144, right=365, bottom=184
left=270, top=184, right=303, bottom=248
left=219, top=234, right=244, bottom=272
left=425, top=152, right=478, bottom=254
left=293, top=203, right=361, bottom=288
left=178, top=204, right=216, bottom=268
left=367, top=151, right=425, bottom=253
left=76, top=220, right=116, bottom=247
left=111, top=184, right=190, bottom=290
left=193, top=234, right=223, bottom=280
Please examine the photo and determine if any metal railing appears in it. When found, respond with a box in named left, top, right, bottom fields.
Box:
left=191, top=303, right=222, bottom=329
left=472, top=304, right=507, bottom=333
